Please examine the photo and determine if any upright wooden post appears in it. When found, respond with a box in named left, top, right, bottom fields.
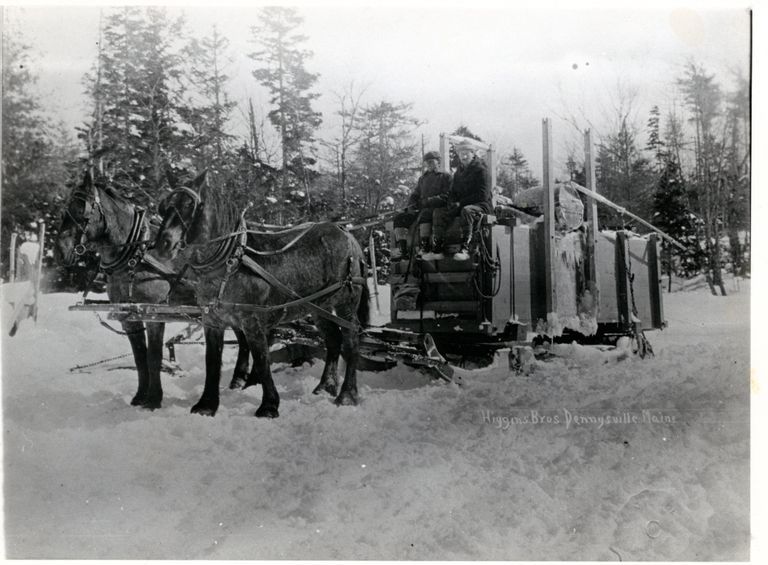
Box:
left=439, top=133, right=450, bottom=173
left=9, top=232, right=18, bottom=283
left=368, top=231, right=380, bottom=314
left=584, top=129, right=600, bottom=311
left=33, top=221, right=46, bottom=322
left=541, top=119, right=557, bottom=317
left=488, top=144, right=497, bottom=206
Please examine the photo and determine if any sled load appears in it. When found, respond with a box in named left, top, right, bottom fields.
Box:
left=387, top=120, right=666, bottom=365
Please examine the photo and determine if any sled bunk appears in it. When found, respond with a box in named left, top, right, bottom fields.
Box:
left=69, top=301, right=204, bottom=323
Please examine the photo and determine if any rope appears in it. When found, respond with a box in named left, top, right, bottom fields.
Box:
left=472, top=225, right=502, bottom=299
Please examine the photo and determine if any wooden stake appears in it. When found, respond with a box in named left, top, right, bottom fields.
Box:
left=33, top=221, right=46, bottom=322
left=584, top=129, right=600, bottom=312
left=542, top=118, right=556, bottom=316
left=9, top=232, right=17, bottom=283
left=369, top=231, right=380, bottom=313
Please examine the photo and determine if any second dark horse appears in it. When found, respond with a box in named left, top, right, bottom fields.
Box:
left=149, top=174, right=370, bottom=417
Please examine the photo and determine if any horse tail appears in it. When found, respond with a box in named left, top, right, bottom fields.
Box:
left=357, top=259, right=371, bottom=328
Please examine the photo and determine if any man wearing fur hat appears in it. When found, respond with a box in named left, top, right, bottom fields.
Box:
left=430, top=140, right=493, bottom=260
left=392, top=150, right=451, bottom=259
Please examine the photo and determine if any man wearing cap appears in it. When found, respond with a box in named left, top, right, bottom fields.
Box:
left=431, top=140, right=493, bottom=260
left=392, top=150, right=451, bottom=259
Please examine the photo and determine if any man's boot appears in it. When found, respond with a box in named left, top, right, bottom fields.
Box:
left=419, top=236, right=431, bottom=256
left=453, top=231, right=473, bottom=261
left=428, top=237, right=445, bottom=260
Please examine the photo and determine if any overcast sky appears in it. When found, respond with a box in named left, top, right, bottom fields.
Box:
left=3, top=1, right=751, bottom=177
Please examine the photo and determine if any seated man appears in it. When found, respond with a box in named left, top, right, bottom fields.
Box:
left=392, top=151, right=451, bottom=259
left=431, top=140, right=493, bottom=260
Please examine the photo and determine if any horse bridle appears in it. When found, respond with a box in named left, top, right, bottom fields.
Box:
left=158, top=186, right=203, bottom=252
left=64, top=183, right=105, bottom=261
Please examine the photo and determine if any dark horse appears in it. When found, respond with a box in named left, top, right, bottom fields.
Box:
left=54, top=171, right=253, bottom=409
left=149, top=174, right=370, bottom=417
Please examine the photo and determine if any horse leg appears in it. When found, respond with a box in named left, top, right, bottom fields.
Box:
left=123, top=321, right=149, bottom=406
left=191, top=325, right=225, bottom=416
left=313, top=319, right=341, bottom=396
left=143, top=321, right=165, bottom=410
left=241, top=320, right=279, bottom=418
left=335, top=315, right=361, bottom=407
left=229, top=328, right=251, bottom=390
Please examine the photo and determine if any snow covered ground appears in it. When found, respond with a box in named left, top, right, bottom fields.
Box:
left=0, top=277, right=751, bottom=560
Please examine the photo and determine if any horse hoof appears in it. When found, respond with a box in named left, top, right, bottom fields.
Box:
left=130, top=395, right=146, bottom=406
left=312, top=382, right=338, bottom=396
left=191, top=403, right=217, bottom=417
left=334, top=391, right=358, bottom=406
left=141, top=400, right=162, bottom=411
left=255, top=406, right=279, bottom=418
left=229, top=377, right=246, bottom=390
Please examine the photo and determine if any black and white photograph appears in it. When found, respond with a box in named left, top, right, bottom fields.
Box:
left=0, top=1, right=757, bottom=560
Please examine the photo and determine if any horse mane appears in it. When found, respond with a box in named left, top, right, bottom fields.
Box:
left=200, top=180, right=242, bottom=236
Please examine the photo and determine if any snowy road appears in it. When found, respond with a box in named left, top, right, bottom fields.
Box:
left=1, top=279, right=750, bottom=559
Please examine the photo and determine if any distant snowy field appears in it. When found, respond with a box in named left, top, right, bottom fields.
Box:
left=1, top=277, right=750, bottom=560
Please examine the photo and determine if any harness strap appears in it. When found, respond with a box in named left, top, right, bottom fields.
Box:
left=215, top=279, right=345, bottom=314
left=239, top=254, right=362, bottom=331
left=245, top=223, right=316, bottom=256
left=100, top=208, right=148, bottom=274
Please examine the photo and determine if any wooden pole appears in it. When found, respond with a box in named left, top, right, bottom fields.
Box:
left=584, top=129, right=599, bottom=312
left=368, top=231, right=380, bottom=313
left=33, top=221, right=46, bottom=322
left=541, top=118, right=557, bottom=316
left=488, top=143, right=497, bottom=205
left=9, top=232, right=17, bottom=283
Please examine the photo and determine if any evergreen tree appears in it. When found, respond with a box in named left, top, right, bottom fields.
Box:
left=645, top=105, right=665, bottom=171
left=677, top=61, right=727, bottom=294
left=498, top=146, right=539, bottom=196
left=181, top=24, right=237, bottom=173
left=723, top=72, right=750, bottom=276
left=595, top=117, right=655, bottom=228
left=1, top=31, right=78, bottom=278
left=651, top=159, right=702, bottom=286
left=249, top=7, right=322, bottom=223
left=83, top=7, right=187, bottom=206
left=351, top=101, right=421, bottom=215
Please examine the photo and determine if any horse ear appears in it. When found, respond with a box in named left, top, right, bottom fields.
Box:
left=191, top=170, right=208, bottom=191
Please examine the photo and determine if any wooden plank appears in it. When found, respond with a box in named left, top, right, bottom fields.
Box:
left=596, top=232, right=620, bottom=323
left=648, top=234, right=664, bottom=329
left=627, top=235, right=653, bottom=330
left=69, top=303, right=204, bottom=316
left=9, top=232, right=17, bottom=283
left=541, top=118, right=557, bottom=315
left=422, top=300, right=478, bottom=313
left=513, top=225, right=532, bottom=325
left=584, top=129, right=600, bottom=315
left=491, top=225, right=513, bottom=331
left=615, top=231, right=632, bottom=329
left=32, top=221, right=46, bottom=321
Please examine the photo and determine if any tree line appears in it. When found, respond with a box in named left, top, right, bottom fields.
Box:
left=1, top=7, right=750, bottom=294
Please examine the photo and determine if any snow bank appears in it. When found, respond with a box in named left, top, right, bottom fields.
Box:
left=1, top=280, right=750, bottom=560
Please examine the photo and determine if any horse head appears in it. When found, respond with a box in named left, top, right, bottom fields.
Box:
left=55, top=171, right=105, bottom=267
left=153, top=170, right=207, bottom=261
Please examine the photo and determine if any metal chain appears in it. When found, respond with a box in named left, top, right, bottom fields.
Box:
left=69, top=353, right=134, bottom=372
